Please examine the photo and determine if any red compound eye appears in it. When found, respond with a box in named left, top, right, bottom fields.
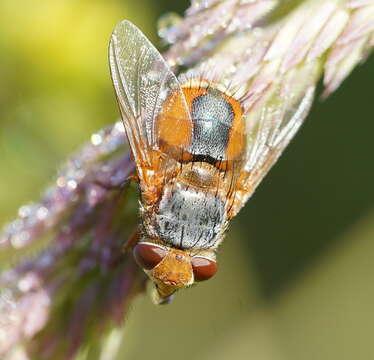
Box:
left=133, top=243, right=167, bottom=270
left=191, top=257, right=218, bottom=281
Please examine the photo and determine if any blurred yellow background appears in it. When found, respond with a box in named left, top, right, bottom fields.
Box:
left=0, top=1, right=374, bottom=359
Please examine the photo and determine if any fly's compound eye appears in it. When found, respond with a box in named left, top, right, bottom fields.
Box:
left=191, top=257, right=218, bottom=281
left=133, top=243, right=167, bottom=270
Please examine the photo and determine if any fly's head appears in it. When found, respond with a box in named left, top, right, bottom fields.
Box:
left=133, top=240, right=218, bottom=304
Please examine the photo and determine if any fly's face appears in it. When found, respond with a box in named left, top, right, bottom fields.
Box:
left=110, top=20, right=315, bottom=303
left=133, top=242, right=217, bottom=303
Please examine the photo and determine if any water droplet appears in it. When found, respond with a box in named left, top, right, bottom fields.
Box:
left=56, top=176, right=66, bottom=188
left=105, top=136, right=125, bottom=154
left=5, top=219, right=23, bottom=235
left=229, top=65, right=237, bottom=74
left=65, top=168, right=85, bottom=182
left=18, top=273, right=40, bottom=292
left=167, top=58, right=177, bottom=67
left=67, top=179, right=78, bottom=190
left=36, top=206, right=49, bottom=220
left=11, top=231, right=30, bottom=248
left=157, top=12, right=182, bottom=43
left=91, top=133, right=103, bottom=146
left=18, top=204, right=35, bottom=218
left=114, top=121, right=125, bottom=133
left=86, top=184, right=106, bottom=207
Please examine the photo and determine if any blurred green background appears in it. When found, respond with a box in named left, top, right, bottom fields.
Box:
left=0, top=1, right=374, bottom=359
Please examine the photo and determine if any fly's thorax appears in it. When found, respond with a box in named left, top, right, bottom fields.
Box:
left=188, top=89, right=234, bottom=161
left=156, top=83, right=246, bottom=171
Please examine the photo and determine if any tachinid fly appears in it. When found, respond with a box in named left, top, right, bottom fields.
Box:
left=109, top=20, right=314, bottom=304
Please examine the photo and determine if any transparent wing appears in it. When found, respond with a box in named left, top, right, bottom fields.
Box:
left=231, top=75, right=316, bottom=217
left=109, top=20, right=191, bottom=169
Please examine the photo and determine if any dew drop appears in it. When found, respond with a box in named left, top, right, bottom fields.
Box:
left=67, top=179, right=78, bottom=190
left=5, top=219, right=23, bottom=235
left=18, top=204, right=35, bottom=218
left=91, top=133, right=103, bottom=146
left=11, top=230, right=30, bottom=248
left=114, top=121, right=125, bottom=133
left=56, top=176, right=66, bottom=188
left=36, top=206, right=49, bottom=220
left=157, top=12, right=182, bottom=43
left=18, top=273, right=40, bottom=292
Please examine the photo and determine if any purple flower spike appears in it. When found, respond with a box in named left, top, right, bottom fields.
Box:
left=0, top=121, right=144, bottom=358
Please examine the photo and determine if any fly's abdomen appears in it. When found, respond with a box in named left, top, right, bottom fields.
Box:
left=155, top=183, right=225, bottom=250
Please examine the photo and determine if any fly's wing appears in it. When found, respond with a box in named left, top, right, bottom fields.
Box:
left=230, top=68, right=317, bottom=217
left=109, top=20, right=191, bottom=176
